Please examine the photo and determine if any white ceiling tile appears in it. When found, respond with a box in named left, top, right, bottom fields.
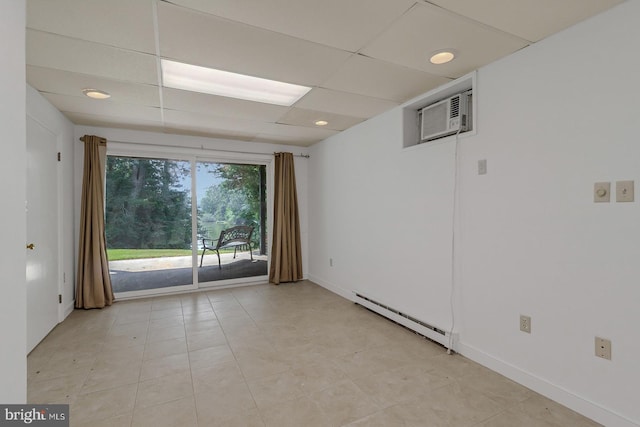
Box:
left=251, top=134, right=322, bottom=147
left=27, top=66, right=160, bottom=107
left=259, top=123, right=338, bottom=141
left=322, top=55, right=450, bottom=102
left=167, top=0, right=416, bottom=52
left=163, top=126, right=259, bottom=142
left=157, top=2, right=352, bottom=87
left=64, top=112, right=165, bottom=134
left=426, top=0, right=624, bottom=42
left=27, top=30, right=158, bottom=85
left=278, top=108, right=364, bottom=131
left=42, top=93, right=162, bottom=123
left=163, top=110, right=273, bottom=134
left=163, top=88, right=289, bottom=122
left=27, top=0, right=156, bottom=53
left=362, top=3, right=528, bottom=78
left=295, top=88, right=399, bottom=119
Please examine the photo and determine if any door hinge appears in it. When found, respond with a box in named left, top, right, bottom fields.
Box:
left=58, top=294, right=62, bottom=304
left=57, top=152, right=61, bottom=162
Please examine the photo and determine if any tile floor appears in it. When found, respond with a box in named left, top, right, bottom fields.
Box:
left=27, top=280, right=600, bottom=427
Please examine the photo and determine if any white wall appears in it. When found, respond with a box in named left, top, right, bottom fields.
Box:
left=308, top=108, right=458, bottom=331
left=26, top=86, right=76, bottom=318
left=73, top=126, right=310, bottom=287
left=0, top=0, right=27, bottom=403
left=308, top=1, right=639, bottom=426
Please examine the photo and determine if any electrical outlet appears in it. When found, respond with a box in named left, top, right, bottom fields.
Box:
left=616, top=180, right=634, bottom=202
left=594, top=182, right=610, bottom=203
left=520, top=315, right=531, bottom=333
left=595, top=337, right=612, bottom=360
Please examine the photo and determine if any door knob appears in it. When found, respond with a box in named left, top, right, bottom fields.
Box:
left=26, top=243, right=35, bottom=250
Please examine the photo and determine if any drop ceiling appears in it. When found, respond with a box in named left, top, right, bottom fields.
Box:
left=26, top=0, right=624, bottom=147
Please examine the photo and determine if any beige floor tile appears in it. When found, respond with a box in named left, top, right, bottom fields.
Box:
left=181, top=303, right=214, bottom=316
left=247, top=371, right=306, bottom=410
left=148, top=315, right=184, bottom=330
left=192, top=360, right=246, bottom=395
left=184, top=319, right=221, bottom=335
left=186, top=328, right=228, bottom=351
left=412, top=381, right=505, bottom=426
left=515, top=395, right=602, bottom=427
left=114, top=310, right=151, bottom=325
left=80, top=359, right=142, bottom=394
left=195, top=381, right=257, bottom=425
left=310, top=379, right=380, bottom=426
left=146, top=325, right=186, bottom=343
left=143, top=337, right=188, bottom=361
left=287, top=359, right=347, bottom=395
left=149, top=307, right=183, bottom=321
left=212, top=408, right=265, bottom=427
left=132, top=396, right=197, bottom=427
left=151, top=299, right=182, bottom=311
left=140, top=353, right=190, bottom=381
left=353, top=363, right=453, bottom=407
left=477, top=408, right=555, bottom=427
left=183, top=310, right=218, bottom=323
left=463, top=370, right=533, bottom=408
left=108, top=321, right=149, bottom=338
left=234, top=349, right=292, bottom=380
left=428, top=353, right=492, bottom=381
left=260, top=396, right=328, bottom=427
left=74, top=413, right=133, bottom=427
left=135, top=371, right=193, bottom=409
left=72, top=383, right=137, bottom=425
left=27, top=372, right=86, bottom=404
left=335, top=345, right=416, bottom=379
left=28, top=284, right=599, bottom=427
left=188, top=343, right=236, bottom=371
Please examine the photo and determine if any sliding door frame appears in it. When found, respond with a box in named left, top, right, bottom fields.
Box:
left=107, top=142, right=273, bottom=298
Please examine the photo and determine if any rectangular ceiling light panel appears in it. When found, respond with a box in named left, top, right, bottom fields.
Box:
left=161, top=59, right=311, bottom=106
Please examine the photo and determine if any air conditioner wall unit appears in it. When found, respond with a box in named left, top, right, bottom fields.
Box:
left=420, top=91, right=471, bottom=142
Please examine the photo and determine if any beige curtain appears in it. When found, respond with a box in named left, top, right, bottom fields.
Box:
left=269, top=152, right=303, bottom=284
left=75, top=135, right=114, bottom=308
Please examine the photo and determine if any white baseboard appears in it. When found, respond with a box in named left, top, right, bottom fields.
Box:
left=457, top=342, right=638, bottom=427
left=307, top=274, right=354, bottom=301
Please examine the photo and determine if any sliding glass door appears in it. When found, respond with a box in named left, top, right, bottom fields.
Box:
left=105, top=156, right=195, bottom=295
left=196, top=161, right=267, bottom=285
left=105, top=153, right=268, bottom=297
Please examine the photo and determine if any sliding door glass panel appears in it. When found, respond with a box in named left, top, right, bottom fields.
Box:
left=105, top=156, right=194, bottom=294
left=196, top=161, right=267, bottom=284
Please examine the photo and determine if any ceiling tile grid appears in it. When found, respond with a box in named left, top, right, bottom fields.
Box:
left=24, top=0, right=625, bottom=146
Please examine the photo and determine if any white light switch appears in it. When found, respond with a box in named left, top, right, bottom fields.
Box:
left=616, top=180, right=634, bottom=202
left=594, top=182, right=610, bottom=203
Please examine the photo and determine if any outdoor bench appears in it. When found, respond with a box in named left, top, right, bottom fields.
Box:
left=199, top=225, right=254, bottom=269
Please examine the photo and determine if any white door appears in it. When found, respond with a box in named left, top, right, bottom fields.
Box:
left=26, top=116, right=59, bottom=353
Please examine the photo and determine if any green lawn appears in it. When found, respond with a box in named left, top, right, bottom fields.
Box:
left=107, top=248, right=243, bottom=261
left=107, top=248, right=198, bottom=261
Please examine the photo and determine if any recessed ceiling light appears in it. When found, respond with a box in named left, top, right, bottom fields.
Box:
left=161, top=59, right=311, bottom=106
left=82, top=88, right=111, bottom=99
left=429, top=50, right=456, bottom=65
left=315, top=120, right=328, bottom=126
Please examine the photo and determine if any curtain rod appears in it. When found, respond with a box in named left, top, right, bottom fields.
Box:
left=78, top=138, right=310, bottom=158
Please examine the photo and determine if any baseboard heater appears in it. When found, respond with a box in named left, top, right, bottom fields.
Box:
left=353, top=292, right=454, bottom=350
